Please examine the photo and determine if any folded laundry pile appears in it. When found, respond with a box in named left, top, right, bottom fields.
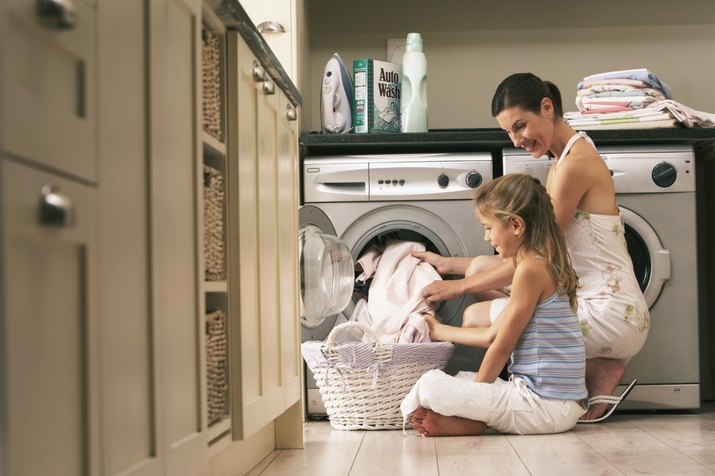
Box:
left=564, top=68, right=715, bottom=129
left=349, top=239, right=441, bottom=344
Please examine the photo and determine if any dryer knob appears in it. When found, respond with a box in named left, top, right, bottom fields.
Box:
left=437, top=173, right=449, bottom=188
left=465, top=171, right=483, bottom=188
left=652, top=162, right=677, bottom=188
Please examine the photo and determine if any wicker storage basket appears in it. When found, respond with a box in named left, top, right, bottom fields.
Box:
left=201, top=26, right=223, bottom=142
left=301, top=321, right=454, bottom=430
left=206, top=309, right=228, bottom=425
left=203, top=164, right=225, bottom=281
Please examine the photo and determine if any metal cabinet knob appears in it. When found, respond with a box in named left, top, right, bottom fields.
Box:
left=252, top=61, right=265, bottom=82
left=256, top=21, right=285, bottom=33
left=37, top=0, right=77, bottom=29
left=263, top=79, right=275, bottom=95
left=39, top=184, right=75, bottom=227
left=287, top=105, right=297, bottom=121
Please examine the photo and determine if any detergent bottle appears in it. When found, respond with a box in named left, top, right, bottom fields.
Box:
left=400, top=33, right=428, bottom=133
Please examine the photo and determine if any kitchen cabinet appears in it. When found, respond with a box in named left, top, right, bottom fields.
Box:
left=1, top=161, right=99, bottom=476
left=277, top=92, right=302, bottom=411
left=226, top=31, right=301, bottom=441
left=148, top=0, right=209, bottom=473
left=2, top=0, right=97, bottom=183
left=240, top=0, right=298, bottom=83
left=2, top=1, right=302, bottom=474
left=201, top=5, right=232, bottom=444
left=1, top=1, right=100, bottom=475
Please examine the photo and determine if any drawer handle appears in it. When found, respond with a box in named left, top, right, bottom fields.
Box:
left=39, top=184, right=75, bottom=227
left=263, top=79, right=275, bottom=95
left=256, top=21, right=285, bottom=33
left=37, top=0, right=77, bottom=29
left=252, top=61, right=265, bottom=82
left=287, top=105, right=297, bottom=121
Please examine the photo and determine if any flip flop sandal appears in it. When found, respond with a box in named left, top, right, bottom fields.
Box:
left=578, top=378, right=638, bottom=424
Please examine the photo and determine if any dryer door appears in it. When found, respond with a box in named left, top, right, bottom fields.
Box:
left=299, top=206, right=355, bottom=339
left=619, top=206, right=670, bottom=308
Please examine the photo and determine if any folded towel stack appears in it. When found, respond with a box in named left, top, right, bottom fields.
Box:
left=575, top=68, right=671, bottom=114
left=564, top=68, right=715, bottom=129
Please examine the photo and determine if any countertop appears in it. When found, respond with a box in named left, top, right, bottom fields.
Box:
left=206, top=0, right=302, bottom=107
left=300, top=128, right=715, bottom=157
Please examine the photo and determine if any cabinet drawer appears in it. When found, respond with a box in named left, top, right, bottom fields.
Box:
left=1, top=0, right=97, bottom=183
left=1, top=158, right=96, bottom=476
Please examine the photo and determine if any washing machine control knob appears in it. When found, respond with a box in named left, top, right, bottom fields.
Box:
left=437, top=173, right=449, bottom=188
left=652, top=161, right=677, bottom=188
left=465, top=171, right=483, bottom=188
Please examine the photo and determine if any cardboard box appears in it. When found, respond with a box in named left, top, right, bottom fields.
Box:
left=353, top=59, right=401, bottom=133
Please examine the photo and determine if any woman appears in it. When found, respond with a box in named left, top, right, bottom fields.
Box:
left=415, top=73, right=649, bottom=422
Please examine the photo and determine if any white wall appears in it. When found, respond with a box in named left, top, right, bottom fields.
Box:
left=305, top=0, right=715, bottom=132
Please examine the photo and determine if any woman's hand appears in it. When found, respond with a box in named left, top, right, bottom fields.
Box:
left=412, top=251, right=450, bottom=275
left=420, top=279, right=465, bottom=305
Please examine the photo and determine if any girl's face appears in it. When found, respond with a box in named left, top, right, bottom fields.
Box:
left=495, top=99, right=555, bottom=158
left=477, top=211, right=523, bottom=258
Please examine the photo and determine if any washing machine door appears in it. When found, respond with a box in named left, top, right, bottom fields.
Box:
left=299, top=206, right=355, bottom=336
left=619, top=206, right=670, bottom=308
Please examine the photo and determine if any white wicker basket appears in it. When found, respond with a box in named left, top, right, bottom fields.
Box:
left=301, top=321, right=454, bottom=430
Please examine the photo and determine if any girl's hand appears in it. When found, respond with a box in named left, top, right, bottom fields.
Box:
left=421, top=312, right=443, bottom=341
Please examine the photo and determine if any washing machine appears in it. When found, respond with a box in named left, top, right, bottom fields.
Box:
left=503, top=144, right=699, bottom=410
left=299, top=152, right=494, bottom=417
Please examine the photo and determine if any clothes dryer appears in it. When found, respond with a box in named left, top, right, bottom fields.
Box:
left=300, top=152, right=494, bottom=417
left=503, top=144, right=699, bottom=410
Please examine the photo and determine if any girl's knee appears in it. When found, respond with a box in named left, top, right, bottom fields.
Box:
left=462, top=303, right=479, bottom=327
left=462, top=301, right=492, bottom=328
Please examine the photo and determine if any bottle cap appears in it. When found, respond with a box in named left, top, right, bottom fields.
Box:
left=405, top=33, right=423, bottom=53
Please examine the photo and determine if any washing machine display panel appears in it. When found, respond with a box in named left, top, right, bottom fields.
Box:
left=304, top=154, right=494, bottom=203
left=369, top=160, right=491, bottom=201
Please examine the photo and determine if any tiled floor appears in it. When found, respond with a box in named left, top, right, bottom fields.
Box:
left=248, top=403, right=715, bottom=475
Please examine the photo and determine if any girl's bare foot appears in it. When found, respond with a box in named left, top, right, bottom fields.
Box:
left=411, top=407, right=486, bottom=437
left=581, top=358, right=626, bottom=421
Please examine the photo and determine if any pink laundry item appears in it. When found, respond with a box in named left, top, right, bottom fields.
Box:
left=352, top=240, right=441, bottom=343
left=355, top=246, right=381, bottom=282
left=578, top=79, right=650, bottom=90
left=395, top=312, right=432, bottom=344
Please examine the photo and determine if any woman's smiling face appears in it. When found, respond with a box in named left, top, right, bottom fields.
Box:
left=496, top=100, right=555, bottom=158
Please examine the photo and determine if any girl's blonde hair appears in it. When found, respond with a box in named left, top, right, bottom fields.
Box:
left=474, top=173, right=579, bottom=310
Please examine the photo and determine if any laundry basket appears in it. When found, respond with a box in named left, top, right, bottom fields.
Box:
left=301, top=321, right=454, bottom=430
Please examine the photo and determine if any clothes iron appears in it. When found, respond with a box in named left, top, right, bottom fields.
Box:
left=320, top=53, right=354, bottom=133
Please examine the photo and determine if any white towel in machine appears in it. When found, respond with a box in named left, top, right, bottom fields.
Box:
left=350, top=240, right=441, bottom=343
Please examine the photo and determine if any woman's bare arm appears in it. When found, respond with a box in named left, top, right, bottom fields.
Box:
left=420, top=259, right=515, bottom=305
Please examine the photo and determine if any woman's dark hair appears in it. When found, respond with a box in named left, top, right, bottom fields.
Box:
left=491, top=73, right=563, bottom=118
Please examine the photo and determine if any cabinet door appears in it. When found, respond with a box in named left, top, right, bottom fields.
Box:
left=1, top=0, right=97, bottom=182
left=96, top=0, right=162, bottom=474
left=277, top=93, right=301, bottom=409
left=148, top=0, right=207, bottom=473
left=2, top=160, right=98, bottom=476
left=227, top=33, right=299, bottom=440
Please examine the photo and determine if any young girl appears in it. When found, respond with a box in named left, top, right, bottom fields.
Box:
left=401, top=173, right=587, bottom=436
